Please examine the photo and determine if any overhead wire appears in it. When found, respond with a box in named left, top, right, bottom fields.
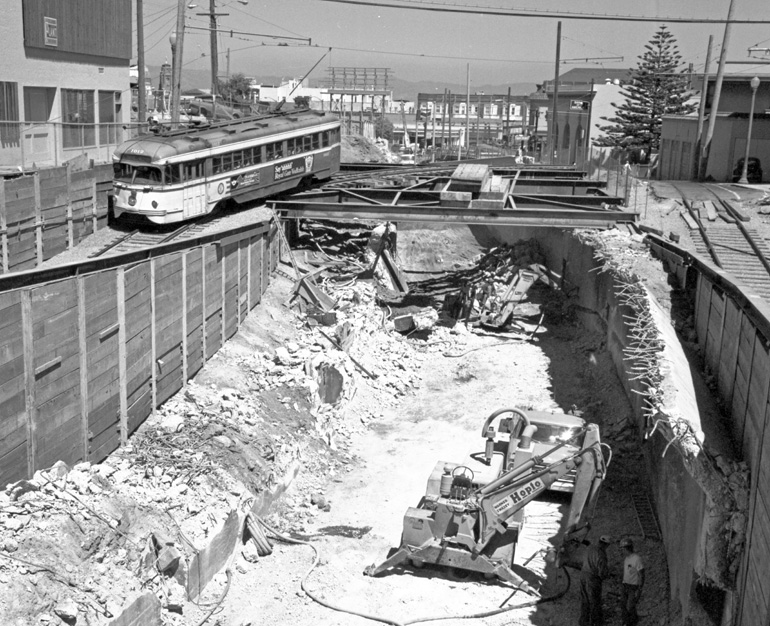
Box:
left=316, top=0, right=770, bottom=24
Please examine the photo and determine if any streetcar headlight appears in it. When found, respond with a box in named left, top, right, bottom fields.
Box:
left=128, top=194, right=136, bottom=206
left=151, top=201, right=158, bottom=209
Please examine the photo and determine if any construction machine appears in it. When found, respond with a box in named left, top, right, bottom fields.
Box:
left=364, top=408, right=607, bottom=594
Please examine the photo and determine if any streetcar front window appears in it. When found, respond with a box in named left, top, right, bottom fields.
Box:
left=113, top=163, right=162, bottom=184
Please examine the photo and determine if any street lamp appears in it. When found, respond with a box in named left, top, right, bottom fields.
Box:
left=738, top=76, right=761, bottom=185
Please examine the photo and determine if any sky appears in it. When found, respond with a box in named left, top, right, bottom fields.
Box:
left=135, top=0, right=770, bottom=88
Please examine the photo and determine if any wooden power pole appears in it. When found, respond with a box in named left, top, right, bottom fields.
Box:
left=170, top=0, right=186, bottom=126
left=137, top=0, right=146, bottom=125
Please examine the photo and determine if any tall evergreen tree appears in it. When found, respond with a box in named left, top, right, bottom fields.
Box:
left=595, top=25, right=696, bottom=160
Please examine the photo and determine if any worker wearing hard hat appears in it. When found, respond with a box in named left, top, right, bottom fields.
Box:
left=620, top=538, right=645, bottom=626
left=579, top=535, right=611, bottom=626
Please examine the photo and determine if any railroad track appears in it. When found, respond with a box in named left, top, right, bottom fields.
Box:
left=88, top=220, right=222, bottom=258
left=672, top=182, right=770, bottom=300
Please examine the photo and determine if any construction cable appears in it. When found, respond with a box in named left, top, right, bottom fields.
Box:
left=253, top=515, right=571, bottom=626
left=193, top=567, right=233, bottom=626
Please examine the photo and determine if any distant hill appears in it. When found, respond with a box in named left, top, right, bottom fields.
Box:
left=149, top=65, right=535, bottom=102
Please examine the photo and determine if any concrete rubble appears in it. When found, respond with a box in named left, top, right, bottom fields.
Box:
left=0, top=222, right=566, bottom=625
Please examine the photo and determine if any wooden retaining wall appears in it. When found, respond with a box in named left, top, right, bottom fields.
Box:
left=0, top=222, right=279, bottom=486
left=0, top=164, right=111, bottom=275
left=649, top=235, right=770, bottom=626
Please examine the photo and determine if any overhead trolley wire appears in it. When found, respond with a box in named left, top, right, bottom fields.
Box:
left=317, top=0, right=770, bottom=24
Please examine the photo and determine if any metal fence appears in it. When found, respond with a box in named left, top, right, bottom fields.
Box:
left=586, top=146, right=658, bottom=216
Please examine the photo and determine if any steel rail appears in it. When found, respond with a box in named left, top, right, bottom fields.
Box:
left=671, top=183, right=723, bottom=269
left=270, top=200, right=633, bottom=227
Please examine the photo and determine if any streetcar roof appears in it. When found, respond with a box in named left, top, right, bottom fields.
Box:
left=113, top=110, right=339, bottom=163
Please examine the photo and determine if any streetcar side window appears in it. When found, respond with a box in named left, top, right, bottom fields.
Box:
left=320, top=132, right=329, bottom=148
left=303, top=135, right=313, bottom=151
left=312, top=133, right=320, bottom=150
left=242, top=148, right=253, bottom=167
left=183, top=160, right=204, bottom=181
left=165, top=165, right=182, bottom=184
left=253, top=146, right=262, bottom=164
left=213, top=155, right=223, bottom=175
left=266, top=142, right=283, bottom=160
left=232, top=151, right=243, bottom=170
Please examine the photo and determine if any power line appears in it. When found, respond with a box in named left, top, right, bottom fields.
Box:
left=317, top=0, right=770, bottom=24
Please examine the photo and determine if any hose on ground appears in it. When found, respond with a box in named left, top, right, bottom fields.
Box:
left=253, top=515, right=571, bottom=626
left=194, top=567, right=232, bottom=626
left=246, top=513, right=273, bottom=556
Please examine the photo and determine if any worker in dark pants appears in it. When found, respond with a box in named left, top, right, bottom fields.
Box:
left=579, top=535, right=611, bottom=626
left=620, top=538, right=644, bottom=626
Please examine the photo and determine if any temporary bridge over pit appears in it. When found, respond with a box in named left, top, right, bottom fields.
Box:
left=272, top=163, right=637, bottom=228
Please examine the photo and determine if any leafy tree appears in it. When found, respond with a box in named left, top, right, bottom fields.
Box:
left=374, top=116, right=394, bottom=141
left=216, top=73, right=252, bottom=104
left=595, top=25, right=696, bottom=160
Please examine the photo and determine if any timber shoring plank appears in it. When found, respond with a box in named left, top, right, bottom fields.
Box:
left=87, top=395, right=121, bottom=442
left=0, top=442, right=28, bottom=486
left=718, top=299, right=742, bottom=412
left=744, top=342, right=770, bottom=466
left=127, top=390, right=152, bottom=435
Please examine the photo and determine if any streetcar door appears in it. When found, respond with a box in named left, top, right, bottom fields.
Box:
left=182, top=160, right=207, bottom=219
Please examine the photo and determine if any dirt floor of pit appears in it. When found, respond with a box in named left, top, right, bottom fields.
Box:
left=6, top=171, right=761, bottom=626
left=194, top=226, right=671, bottom=626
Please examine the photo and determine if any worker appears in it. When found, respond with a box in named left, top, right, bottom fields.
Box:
left=579, top=535, right=610, bottom=626
left=619, top=538, right=644, bottom=626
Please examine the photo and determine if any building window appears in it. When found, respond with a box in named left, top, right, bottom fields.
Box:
left=62, top=89, right=95, bottom=149
left=98, top=90, right=122, bottom=145
left=0, top=82, right=20, bottom=147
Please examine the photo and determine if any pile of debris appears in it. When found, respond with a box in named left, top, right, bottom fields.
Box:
left=0, top=219, right=574, bottom=625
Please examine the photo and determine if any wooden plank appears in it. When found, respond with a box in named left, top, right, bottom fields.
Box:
left=33, top=173, right=42, bottom=265
left=150, top=259, right=157, bottom=413
left=0, top=350, right=24, bottom=386
left=0, top=442, right=28, bottom=486
left=718, top=299, right=742, bottom=410
left=0, top=178, right=8, bottom=273
left=127, top=389, right=152, bottom=435
left=182, top=253, right=188, bottom=385
left=21, top=290, right=35, bottom=477
left=78, top=276, right=89, bottom=464
left=201, top=246, right=208, bottom=372
left=88, top=395, right=120, bottom=438
left=744, top=341, right=770, bottom=466
left=694, top=276, right=711, bottom=350
left=0, top=388, right=26, bottom=441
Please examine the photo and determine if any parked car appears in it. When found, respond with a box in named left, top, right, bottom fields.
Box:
left=732, top=157, right=763, bottom=184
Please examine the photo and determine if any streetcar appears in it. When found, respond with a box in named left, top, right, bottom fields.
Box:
left=112, top=109, right=341, bottom=224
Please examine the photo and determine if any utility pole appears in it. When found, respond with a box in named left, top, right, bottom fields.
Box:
left=170, top=0, right=186, bottom=126
left=693, top=35, right=714, bottom=180
left=137, top=0, right=146, bottom=126
left=197, top=0, right=227, bottom=120
left=549, top=21, right=562, bottom=165
left=465, top=63, right=470, bottom=159
left=506, top=87, right=511, bottom=149
left=699, top=0, right=737, bottom=180
left=441, top=89, right=447, bottom=153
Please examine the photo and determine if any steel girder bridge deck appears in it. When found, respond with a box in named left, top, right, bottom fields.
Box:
left=272, top=163, right=638, bottom=228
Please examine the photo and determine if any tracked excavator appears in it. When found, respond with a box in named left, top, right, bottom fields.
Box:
left=364, top=408, right=608, bottom=594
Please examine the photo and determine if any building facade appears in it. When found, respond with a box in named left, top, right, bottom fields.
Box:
left=660, top=74, right=770, bottom=182
left=0, top=0, right=132, bottom=169
left=529, top=68, right=629, bottom=167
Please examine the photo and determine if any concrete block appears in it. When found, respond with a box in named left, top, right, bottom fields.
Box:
left=186, top=508, right=244, bottom=601
left=108, top=591, right=161, bottom=626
